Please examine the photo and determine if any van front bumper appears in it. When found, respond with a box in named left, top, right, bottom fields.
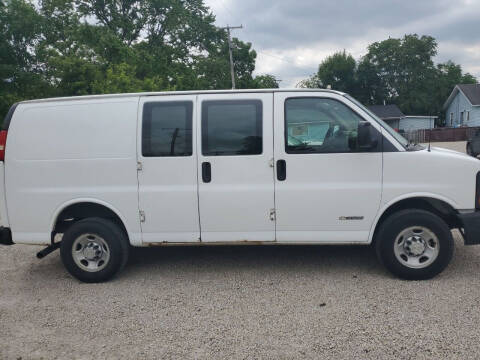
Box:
left=0, top=227, right=13, bottom=245
left=458, top=211, right=480, bottom=245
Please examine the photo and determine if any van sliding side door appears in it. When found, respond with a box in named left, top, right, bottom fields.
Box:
left=196, top=93, right=276, bottom=242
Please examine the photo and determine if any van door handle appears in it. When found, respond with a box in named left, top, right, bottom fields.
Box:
left=276, top=160, right=286, bottom=181
left=202, top=162, right=211, bottom=183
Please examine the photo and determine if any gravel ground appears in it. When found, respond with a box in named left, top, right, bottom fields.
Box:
left=1, top=141, right=480, bottom=360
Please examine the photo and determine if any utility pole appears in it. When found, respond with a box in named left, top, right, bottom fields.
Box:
left=219, top=25, right=243, bottom=89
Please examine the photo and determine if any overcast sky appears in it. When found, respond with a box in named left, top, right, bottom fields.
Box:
left=204, top=0, right=480, bottom=87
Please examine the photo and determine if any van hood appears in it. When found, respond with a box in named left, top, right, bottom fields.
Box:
left=429, top=146, right=474, bottom=160
left=383, top=145, right=480, bottom=211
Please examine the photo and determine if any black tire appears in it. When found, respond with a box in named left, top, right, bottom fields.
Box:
left=60, top=217, right=129, bottom=283
left=375, top=209, right=454, bottom=280
left=467, top=143, right=476, bottom=157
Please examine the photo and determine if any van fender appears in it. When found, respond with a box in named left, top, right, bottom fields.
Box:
left=49, top=198, right=138, bottom=245
left=368, top=192, right=459, bottom=244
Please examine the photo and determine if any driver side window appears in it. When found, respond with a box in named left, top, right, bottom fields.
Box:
left=285, top=97, right=377, bottom=154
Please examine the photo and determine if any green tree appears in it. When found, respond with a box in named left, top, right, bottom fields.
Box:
left=298, top=51, right=357, bottom=94
left=51, top=0, right=267, bottom=92
left=0, top=0, right=282, bottom=120
left=298, top=34, right=477, bottom=120
left=360, top=35, right=477, bottom=120
left=0, top=0, right=280, bottom=120
left=252, top=74, right=280, bottom=88
left=91, top=63, right=169, bottom=93
left=356, top=57, right=387, bottom=105
left=317, top=51, right=357, bottom=93
left=360, top=34, right=439, bottom=115
left=0, top=0, right=52, bottom=117
left=296, top=74, right=321, bottom=89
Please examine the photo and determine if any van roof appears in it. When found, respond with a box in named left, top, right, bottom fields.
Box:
left=19, top=88, right=345, bottom=104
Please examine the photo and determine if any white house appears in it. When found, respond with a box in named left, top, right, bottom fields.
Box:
left=368, top=104, right=436, bottom=131
left=443, top=84, right=480, bottom=127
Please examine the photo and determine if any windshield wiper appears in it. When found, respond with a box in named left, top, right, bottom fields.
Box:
left=405, top=142, right=425, bottom=151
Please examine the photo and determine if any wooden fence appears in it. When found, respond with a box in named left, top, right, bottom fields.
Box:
left=402, top=127, right=480, bottom=143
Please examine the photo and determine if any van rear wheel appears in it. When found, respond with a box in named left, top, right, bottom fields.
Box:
left=375, top=209, right=454, bottom=280
left=60, top=217, right=129, bottom=283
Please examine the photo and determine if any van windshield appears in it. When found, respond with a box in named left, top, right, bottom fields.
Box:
left=344, top=95, right=409, bottom=149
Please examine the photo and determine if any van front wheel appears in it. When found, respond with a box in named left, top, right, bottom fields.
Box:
left=375, top=209, right=454, bottom=280
left=467, top=143, right=476, bottom=157
left=60, top=218, right=129, bottom=283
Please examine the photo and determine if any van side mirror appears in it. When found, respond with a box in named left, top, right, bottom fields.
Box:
left=357, top=121, right=378, bottom=150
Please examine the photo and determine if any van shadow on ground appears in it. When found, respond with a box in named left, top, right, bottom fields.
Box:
left=122, top=236, right=475, bottom=281
left=22, top=236, right=475, bottom=283
left=124, top=244, right=384, bottom=278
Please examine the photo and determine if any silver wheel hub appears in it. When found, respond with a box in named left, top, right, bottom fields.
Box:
left=83, top=242, right=103, bottom=260
left=72, top=234, right=110, bottom=272
left=405, top=236, right=426, bottom=256
left=393, top=226, right=440, bottom=269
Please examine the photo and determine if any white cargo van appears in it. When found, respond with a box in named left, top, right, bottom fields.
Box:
left=1, top=89, right=480, bottom=282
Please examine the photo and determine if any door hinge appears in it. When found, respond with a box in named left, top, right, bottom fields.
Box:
left=269, top=158, right=274, bottom=168
left=139, top=210, right=146, bottom=223
left=269, top=208, right=276, bottom=221
left=137, top=161, right=143, bottom=171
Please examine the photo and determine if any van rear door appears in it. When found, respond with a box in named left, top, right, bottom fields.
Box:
left=137, top=95, right=200, bottom=243
left=196, top=93, right=275, bottom=242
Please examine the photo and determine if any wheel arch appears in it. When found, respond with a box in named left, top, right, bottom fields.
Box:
left=50, top=199, right=130, bottom=244
left=369, top=194, right=460, bottom=244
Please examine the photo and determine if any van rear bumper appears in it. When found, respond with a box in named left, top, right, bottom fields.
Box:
left=458, top=211, right=480, bottom=245
left=0, top=227, right=13, bottom=245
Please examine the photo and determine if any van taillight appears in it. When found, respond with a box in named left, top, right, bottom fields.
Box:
left=0, top=130, right=7, bottom=161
